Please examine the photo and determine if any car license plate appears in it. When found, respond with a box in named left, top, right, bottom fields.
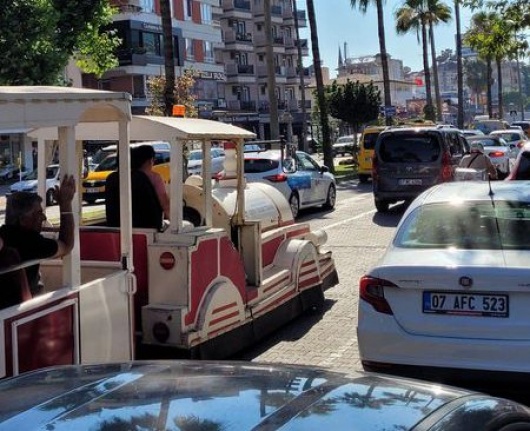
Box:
left=423, top=291, right=509, bottom=317
left=85, top=188, right=100, bottom=194
left=398, top=179, right=422, bottom=186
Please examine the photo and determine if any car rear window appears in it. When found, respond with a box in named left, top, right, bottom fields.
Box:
left=378, top=133, right=441, bottom=163
left=469, top=138, right=503, bottom=147
left=396, top=202, right=530, bottom=250
left=244, top=158, right=280, bottom=173
left=362, top=132, right=380, bottom=150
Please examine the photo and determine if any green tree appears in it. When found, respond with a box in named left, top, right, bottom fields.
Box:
left=464, top=59, right=488, bottom=110
left=327, top=80, right=381, bottom=136
left=146, top=69, right=198, bottom=118
left=350, top=0, right=393, bottom=126
left=395, top=0, right=435, bottom=121
left=0, top=0, right=119, bottom=84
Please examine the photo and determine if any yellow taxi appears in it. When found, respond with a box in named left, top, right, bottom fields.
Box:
left=82, top=142, right=170, bottom=204
left=357, top=126, right=386, bottom=183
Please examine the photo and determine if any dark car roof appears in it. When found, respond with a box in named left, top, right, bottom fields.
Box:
left=0, top=361, right=528, bottom=430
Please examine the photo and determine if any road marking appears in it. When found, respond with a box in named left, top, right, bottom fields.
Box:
left=323, top=209, right=376, bottom=231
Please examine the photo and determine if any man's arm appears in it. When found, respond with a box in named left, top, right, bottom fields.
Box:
left=53, top=175, right=76, bottom=258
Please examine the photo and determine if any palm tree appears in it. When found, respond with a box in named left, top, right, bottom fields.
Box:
left=160, top=0, right=175, bottom=116
left=464, top=59, right=488, bottom=111
left=307, top=0, right=334, bottom=171
left=426, top=0, right=452, bottom=122
left=395, top=0, right=435, bottom=121
left=454, top=0, right=464, bottom=127
left=350, top=0, right=393, bottom=126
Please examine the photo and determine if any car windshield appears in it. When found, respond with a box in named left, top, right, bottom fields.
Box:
left=23, top=167, right=58, bottom=180
left=95, top=155, right=117, bottom=172
left=378, top=133, right=440, bottom=163
left=395, top=202, right=530, bottom=250
left=494, top=133, right=521, bottom=142
left=469, top=138, right=504, bottom=147
left=362, top=132, right=381, bottom=150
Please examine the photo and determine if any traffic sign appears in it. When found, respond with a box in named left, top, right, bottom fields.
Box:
left=380, top=105, right=396, bottom=116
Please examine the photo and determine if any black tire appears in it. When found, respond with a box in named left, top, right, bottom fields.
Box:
left=46, top=189, right=55, bottom=206
left=358, top=174, right=369, bottom=184
left=323, top=184, right=336, bottom=210
left=289, top=192, right=300, bottom=218
left=375, top=199, right=389, bottom=212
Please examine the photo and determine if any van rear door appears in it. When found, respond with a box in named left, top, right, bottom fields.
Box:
left=376, top=131, right=442, bottom=192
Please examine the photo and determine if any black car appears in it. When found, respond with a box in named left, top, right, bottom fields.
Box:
left=0, top=361, right=529, bottom=430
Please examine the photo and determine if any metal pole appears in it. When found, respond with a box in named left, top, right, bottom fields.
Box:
left=515, top=42, right=525, bottom=120
left=264, top=0, right=280, bottom=139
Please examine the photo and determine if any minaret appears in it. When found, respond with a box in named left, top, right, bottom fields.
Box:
left=338, top=45, right=343, bottom=69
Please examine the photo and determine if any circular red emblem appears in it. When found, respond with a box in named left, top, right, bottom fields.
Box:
left=159, top=252, right=176, bottom=270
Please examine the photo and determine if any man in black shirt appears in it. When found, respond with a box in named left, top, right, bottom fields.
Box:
left=0, top=175, right=76, bottom=296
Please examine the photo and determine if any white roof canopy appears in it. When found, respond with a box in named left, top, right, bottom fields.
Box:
left=28, top=115, right=256, bottom=142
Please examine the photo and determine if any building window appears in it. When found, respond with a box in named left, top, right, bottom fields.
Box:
left=142, top=32, right=163, bottom=56
left=186, top=38, right=195, bottom=60
left=235, top=52, right=248, bottom=65
left=200, top=3, right=212, bottom=24
left=184, top=0, right=193, bottom=20
left=204, top=41, right=214, bottom=63
left=140, top=0, right=155, bottom=13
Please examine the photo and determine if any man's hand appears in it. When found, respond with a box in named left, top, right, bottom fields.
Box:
left=55, top=175, right=76, bottom=209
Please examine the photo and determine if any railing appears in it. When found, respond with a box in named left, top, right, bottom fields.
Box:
left=234, top=0, right=251, bottom=10
left=271, top=5, right=282, bottom=15
left=238, top=64, right=254, bottom=74
left=240, top=101, right=256, bottom=111
left=236, top=32, right=252, bottom=42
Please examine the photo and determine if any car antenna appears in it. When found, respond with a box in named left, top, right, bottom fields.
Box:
left=487, top=173, right=494, bottom=198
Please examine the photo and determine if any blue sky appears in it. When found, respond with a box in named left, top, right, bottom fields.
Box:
left=297, top=0, right=474, bottom=77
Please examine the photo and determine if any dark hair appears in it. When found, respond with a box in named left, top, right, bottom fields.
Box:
left=131, top=145, right=155, bottom=170
left=5, top=192, right=42, bottom=226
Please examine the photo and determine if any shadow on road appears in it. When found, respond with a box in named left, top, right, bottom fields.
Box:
left=234, top=298, right=337, bottom=361
left=371, top=203, right=408, bottom=228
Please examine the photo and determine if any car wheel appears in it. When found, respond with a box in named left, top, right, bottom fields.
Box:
left=45, top=189, right=55, bottom=206
left=375, top=199, right=389, bottom=213
left=358, top=174, right=369, bottom=184
left=289, top=193, right=300, bottom=218
left=323, top=184, right=336, bottom=209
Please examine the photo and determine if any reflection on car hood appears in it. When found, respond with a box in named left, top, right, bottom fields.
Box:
left=9, top=179, right=38, bottom=191
left=0, top=361, right=486, bottom=430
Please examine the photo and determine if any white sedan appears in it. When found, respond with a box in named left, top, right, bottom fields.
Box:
left=466, top=135, right=517, bottom=178
left=244, top=149, right=336, bottom=218
left=358, top=181, right=530, bottom=376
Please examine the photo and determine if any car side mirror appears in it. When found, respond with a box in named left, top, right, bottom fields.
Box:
left=510, top=144, right=516, bottom=149
left=320, top=165, right=329, bottom=173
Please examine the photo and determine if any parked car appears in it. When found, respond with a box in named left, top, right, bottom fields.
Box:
left=506, top=141, right=530, bottom=180
left=2, top=361, right=530, bottom=430
left=187, top=147, right=225, bottom=176
left=490, top=129, right=528, bottom=150
left=244, top=149, right=336, bottom=218
left=9, top=164, right=60, bottom=206
left=372, top=127, right=469, bottom=212
left=359, top=180, right=530, bottom=378
left=357, top=126, right=386, bottom=183
left=466, top=135, right=518, bottom=179
left=332, top=134, right=358, bottom=157
left=0, top=164, right=27, bottom=183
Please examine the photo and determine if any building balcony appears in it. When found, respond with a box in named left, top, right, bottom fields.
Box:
left=252, top=3, right=284, bottom=23
left=222, top=0, right=252, bottom=16
left=226, top=63, right=255, bottom=76
left=227, top=100, right=257, bottom=111
left=257, top=65, right=287, bottom=78
left=224, top=29, right=253, bottom=44
left=296, top=39, right=309, bottom=56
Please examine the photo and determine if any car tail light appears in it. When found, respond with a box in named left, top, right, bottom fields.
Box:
left=440, top=151, right=452, bottom=182
left=264, top=173, right=288, bottom=182
left=359, top=275, right=396, bottom=315
left=488, top=151, right=504, bottom=158
left=517, top=141, right=525, bottom=149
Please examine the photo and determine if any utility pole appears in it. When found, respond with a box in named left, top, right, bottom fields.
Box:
left=455, top=0, right=464, bottom=128
left=293, top=0, right=308, bottom=151
left=265, top=0, right=280, bottom=139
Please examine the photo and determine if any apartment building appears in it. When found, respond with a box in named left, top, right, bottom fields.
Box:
left=83, top=0, right=225, bottom=115
left=217, top=0, right=309, bottom=139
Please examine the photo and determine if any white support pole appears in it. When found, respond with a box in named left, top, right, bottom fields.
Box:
left=117, top=119, right=133, bottom=272
left=37, top=138, right=47, bottom=206
left=236, top=139, right=245, bottom=225
left=203, top=139, right=213, bottom=226
left=170, top=138, right=183, bottom=232
left=58, top=126, right=80, bottom=288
